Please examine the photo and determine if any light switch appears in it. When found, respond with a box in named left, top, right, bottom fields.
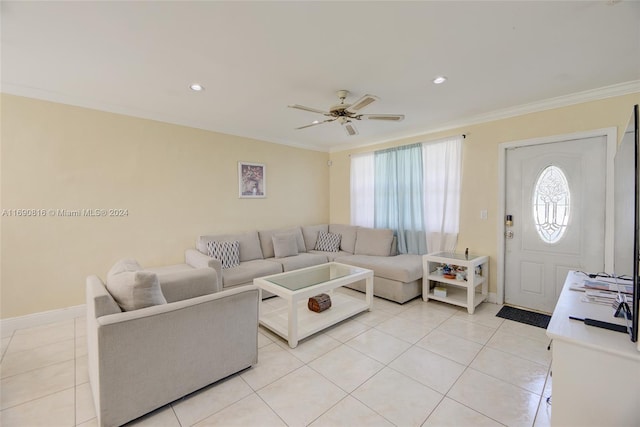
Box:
left=480, top=210, right=488, bottom=220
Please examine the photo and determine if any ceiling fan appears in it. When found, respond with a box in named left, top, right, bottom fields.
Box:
left=288, top=90, right=405, bottom=136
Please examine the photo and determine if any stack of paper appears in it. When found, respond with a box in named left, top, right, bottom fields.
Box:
left=583, top=279, right=633, bottom=294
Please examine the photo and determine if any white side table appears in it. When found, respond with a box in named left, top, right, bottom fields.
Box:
left=422, top=252, right=489, bottom=314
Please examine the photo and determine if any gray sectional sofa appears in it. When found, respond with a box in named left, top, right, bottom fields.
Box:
left=185, top=224, right=423, bottom=303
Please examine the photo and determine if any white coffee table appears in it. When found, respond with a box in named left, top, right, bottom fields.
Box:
left=254, top=262, right=374, bottom=348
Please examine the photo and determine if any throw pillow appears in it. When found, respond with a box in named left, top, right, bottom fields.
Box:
left=106, top=259, right=167, bottom=312
left=272, top=233, right=299, bottom=258
left=107, top=258, right=142, bottom=276
left=207, top=241, right=240, bottom=269
left=315, top=231, right=342, bottom=252
left=354, top=227, right=394, bottom=256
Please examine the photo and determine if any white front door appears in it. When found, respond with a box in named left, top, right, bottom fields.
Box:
left=504, top=136, right=607, bottom=313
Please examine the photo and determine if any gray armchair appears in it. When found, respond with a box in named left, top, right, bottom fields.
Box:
left=86, top=264, right=259, bottom=427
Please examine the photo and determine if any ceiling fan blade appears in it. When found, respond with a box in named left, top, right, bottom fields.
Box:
left=295, top=118, right=336, bottom=130
left=288, top=104, right=330, bottom=115
left=342, top=120, right=359, bottom=136
left=345, top=94, right=379, bottom=113
left=359, top=114, right=405, bottom=121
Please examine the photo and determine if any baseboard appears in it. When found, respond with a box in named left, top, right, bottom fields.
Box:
left=0, top=292, right=500, bottom=336
left=1, top=304, right=86, bottom=337
left=487, top=292, right=498, bottom=304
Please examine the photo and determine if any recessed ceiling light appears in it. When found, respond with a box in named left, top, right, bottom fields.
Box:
left=432, top=76, right=447, bottom=85
left=189, top=83, right=204, bottom=91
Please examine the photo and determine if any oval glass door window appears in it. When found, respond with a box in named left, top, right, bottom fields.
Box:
left=532, top=165, right=570, bottom=243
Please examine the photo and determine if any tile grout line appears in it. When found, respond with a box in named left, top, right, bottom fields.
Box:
left=437, top=317, right=510, bottom=427
left=255, top=300, right=448, bottom=426
left=3, top=300, right=552, bottom=427
left=0, top=338, right=77, bottom=382
left=445, top=313, right=550, bottom=427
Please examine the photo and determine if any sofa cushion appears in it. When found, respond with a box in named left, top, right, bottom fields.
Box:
left=272, top=253, right=328, bottom=272
left=207, top=241, right=240, bottom=269
left=329, top=224, right=358, bottom=253
left=302, top=224, right=328, bottom=252
left=309, top=250, right=353, bottom=262
left=197, top=231, right=263, bottom=262
left=335, top=254, right=423, bottom=283
left=314, top=231, right=341, bottom=252
left=354, top=227, right=394, bottom=256
left=273, top=233, right=299, bottom=258
left=259, top=227, right=306, bottom=258
left=222, top=259, right=283, bottom=287
left=106, top=259, right=167, bottom=311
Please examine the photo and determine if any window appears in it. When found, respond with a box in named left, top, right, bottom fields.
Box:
left=350, top=153, right=375, bottom=228
left=533, top=165, right=570, bottom=243
left=350, top=135, right=463, bottom=253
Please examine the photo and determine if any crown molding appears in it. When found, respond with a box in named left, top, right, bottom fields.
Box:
left=4, top=80, right=638, bottom=154
left=330, top=80, right=640, bottom=153
left=462, top=80, right=640, bottom=126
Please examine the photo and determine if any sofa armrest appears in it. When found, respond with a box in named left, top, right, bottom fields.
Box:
left=86, top=275, right=121, bottom=319
left=185, top=248, right=222, bottom=285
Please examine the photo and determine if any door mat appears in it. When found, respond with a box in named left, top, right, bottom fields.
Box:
left=496, top=306, right=551, bottom=329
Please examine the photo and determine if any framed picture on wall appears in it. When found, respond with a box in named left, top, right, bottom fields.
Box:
left=238, top=162, right=266, bottom=198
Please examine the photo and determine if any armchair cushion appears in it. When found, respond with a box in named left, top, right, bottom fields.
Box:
left=106, top=259, right=167, bottom=311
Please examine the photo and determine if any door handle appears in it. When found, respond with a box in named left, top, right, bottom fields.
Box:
left=505, top=230, right=514, bottom=239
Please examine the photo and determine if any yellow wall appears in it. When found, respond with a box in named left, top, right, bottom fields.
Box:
left=329, top=93, right=640, bottom=296
left=1, top=94, right=330, bottom=318
left=3, top=92, right=639, bottom=319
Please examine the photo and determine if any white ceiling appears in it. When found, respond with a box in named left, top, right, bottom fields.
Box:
left=2, top=1, right=639, bottom=152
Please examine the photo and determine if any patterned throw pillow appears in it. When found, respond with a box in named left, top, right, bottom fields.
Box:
left=206, top=241, right=240, bottom=269
left=314, top=231, right=342, bottom=252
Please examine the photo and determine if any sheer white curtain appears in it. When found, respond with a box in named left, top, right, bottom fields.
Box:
left=350, top=152, right=375, bottom=227
left=422, top=136, right=463, bottom=252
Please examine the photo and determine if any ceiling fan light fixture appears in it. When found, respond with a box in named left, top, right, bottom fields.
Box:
left=432, top=76, right=447, bottom=85
left=189, top=83, right=204, bottom=91
left=342, top=120, right=358, bottom=136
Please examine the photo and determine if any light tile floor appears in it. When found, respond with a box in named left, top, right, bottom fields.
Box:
left=0, top=290, right=553, bottom=426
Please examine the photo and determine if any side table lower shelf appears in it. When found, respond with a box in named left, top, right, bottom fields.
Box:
left=425, top=279, right=486, bottom=311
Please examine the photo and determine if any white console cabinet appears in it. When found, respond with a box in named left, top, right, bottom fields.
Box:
left=422, top=252, right=489, bottom=314
left=546, top=271, right=640, bottom=426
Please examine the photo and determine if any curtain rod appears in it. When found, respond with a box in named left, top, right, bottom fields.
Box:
left=348, top=134, right=466, bottom=157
